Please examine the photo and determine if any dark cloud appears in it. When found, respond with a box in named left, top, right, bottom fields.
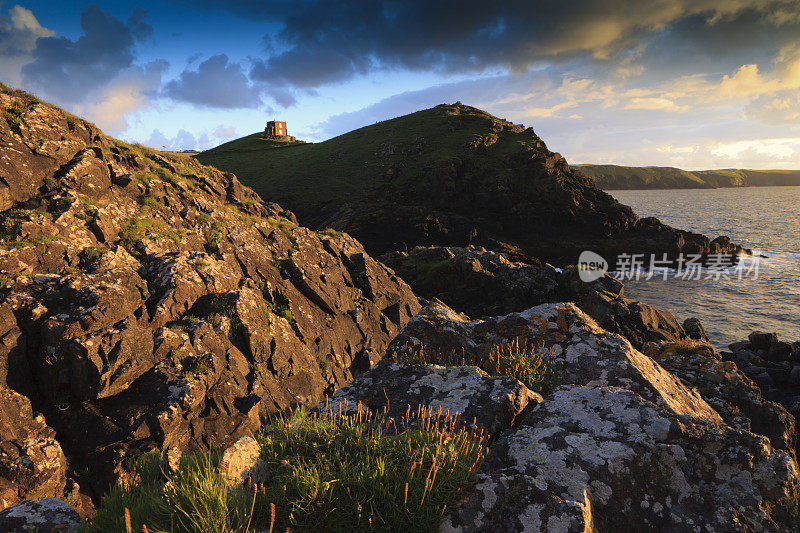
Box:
left=21, top=4, right=152, bottom=103
left=164, top=54, right=263, bottom=108
left=209, top=0, right=800, bottom=90
left=0, top=5, right=55, bottom=86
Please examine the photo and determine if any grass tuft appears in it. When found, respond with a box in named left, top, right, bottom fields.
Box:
left=86, top=406, right=487, bottom=532
left=393, top=340, right=559, bottom=396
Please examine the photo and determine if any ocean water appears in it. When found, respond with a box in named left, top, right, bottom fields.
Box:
left=608, top=186, right=800, bottom=349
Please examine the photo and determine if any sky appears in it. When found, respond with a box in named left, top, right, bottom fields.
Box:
left=2, top=1, right=800, bottom=170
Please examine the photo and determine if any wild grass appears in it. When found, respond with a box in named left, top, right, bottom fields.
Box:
left=86, top=406, right=487, bottom=532
left=393, top=340, right=559, bottom=396
left=644, top=339, right=715, bottom=360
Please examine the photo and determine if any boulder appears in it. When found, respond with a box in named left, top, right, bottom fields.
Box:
left=0, top=498, right=81, bottom=533
left=388, top=300, right=720, bottom=422
left=219, top=436, right=268, bottom=487
left=0, top=386, right=68, bottom=509
left=681, top=317, right=708, bottom=342
left=443, top=385, right=800, bottom=532
left=749, top=331, right=778, bottom=351
left=318, top=362, right=540, bottom=436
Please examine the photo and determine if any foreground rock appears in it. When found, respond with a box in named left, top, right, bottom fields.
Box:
left=443, top=385, right=799, bottom=532
left=0, top=386, right=67, bottom=509
left=327, top=301, right=800, bottom=531
left=381, top=245, right=693, bottom=350
left=0, top=498, right=81, bottom=533
left=0, top=84, right=419, bottom=504
left=724, top=332, right=800, bottom=441
left=318, top=362, right=541, bottom=436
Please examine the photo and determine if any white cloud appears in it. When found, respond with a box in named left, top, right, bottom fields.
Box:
left=0, top=5, right=54, bottom=86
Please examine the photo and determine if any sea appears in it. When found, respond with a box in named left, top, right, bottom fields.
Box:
left=607, top=186, right=800, bottom=350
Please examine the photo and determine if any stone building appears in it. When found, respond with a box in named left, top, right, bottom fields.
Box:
left=265, top=120, right=295, bottom=141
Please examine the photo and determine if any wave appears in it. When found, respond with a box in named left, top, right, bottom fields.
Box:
left=751, top=249, right=800, bottom=260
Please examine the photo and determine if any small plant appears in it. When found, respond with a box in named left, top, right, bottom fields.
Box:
left=79, top=246, right=105, bottom=272
left=87, top=406, right=488, bottom=532
left=277, top=306, right=293, bottom=323
left=644, top=339, right=715, bottom=360
left=393, top=340, right=559, bottom=396
left=205, top=221, right=225, bottom=258
left=2, top=107, right=23, bottom=133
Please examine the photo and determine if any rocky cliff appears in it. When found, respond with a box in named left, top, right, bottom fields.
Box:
left=0, top=83, right=420, bottom=507
left=579, top=164, right=800, bottom=190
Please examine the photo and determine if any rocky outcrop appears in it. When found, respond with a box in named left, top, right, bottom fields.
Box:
left=0, top=497, right=81, bottom=533
left=0, top=386, right=67, bottom=509
left=724, top=332, right=800, bottom=444
left=381, top=246, right=692, bottom=351
left=329, top=300, right=800, bottom=531
left=443, top=385, right=799, bottom=532
left=0, top=86, right=420, bottom=505
left=319, top=362, right=541, bottom=436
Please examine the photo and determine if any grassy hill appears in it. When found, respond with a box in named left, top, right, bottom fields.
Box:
left=195, top=103, right=742, bottom=266
left=197, top=105, right=545, bottom=221
left=577, top=164, right=800, bottom=189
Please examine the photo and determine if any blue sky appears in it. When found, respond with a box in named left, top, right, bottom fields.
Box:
left=2, top=0, right=800, bottom=169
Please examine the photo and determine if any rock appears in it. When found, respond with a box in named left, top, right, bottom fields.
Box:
left=388, top=300, right=720, bottom=422
left=0, top=498, right=81, bottom=532
left=768, top=340, right=794, bottom=362
left=381, top=246, right=691, bottom=351
left=318, top=362, right=540, bottom=436
left=681, top=317, right=708, bottom=341
left=443, top=385, right=800, bottom=532
left=0, top=88, right=420, bottom=500
left=0, top=386, right=68, bottom=509
left=656, top=346, right=796, bottom=452
left=219, top=436, right=268, bottom=487
left=749, top=331, right=778, bottom=351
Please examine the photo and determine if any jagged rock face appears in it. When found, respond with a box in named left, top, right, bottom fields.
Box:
left=318, top=362, right=541, bottom=437
left=442, top=385, right=799, bottom=532
left=380, top=245, right=690, bottom=350
left=655, top=345, right=796, bottom=453
left=312, top=103, right=746, bottom=265
left=0, top=87, right=420, bottom=502
left=0, top=386, right=68, bottom=509
left=724, top=331, right=800, bottom=449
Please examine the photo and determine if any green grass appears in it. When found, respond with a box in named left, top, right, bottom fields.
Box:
left=205, top=221, right=226, bottom=258
left=394, top=340, right=559, bottom=396
left=119, top=216, right=182, bottom=255
left=194, top=104, right=537, bottom=222
left=86, top=407, right=487, bottom=532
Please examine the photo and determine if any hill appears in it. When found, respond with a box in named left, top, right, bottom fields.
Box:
left=197, top=103, right=743, bottom=265
left=577, top=164, right=800, bottom=189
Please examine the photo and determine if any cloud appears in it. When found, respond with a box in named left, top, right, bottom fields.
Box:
left=213, top=125, right=237, bottom=139
left=203, top=0, right=800, bottom=91
left=624, top=97, right=688, bottom=112
left=144, top=125, right=238, bottom=151
left=0, top=4, right=55, bottom=86
left=21, top=4, right=153, bottom=104
left=164, top=54, right=263, bottom=109
left=70, top=60, right=167, bottom=132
